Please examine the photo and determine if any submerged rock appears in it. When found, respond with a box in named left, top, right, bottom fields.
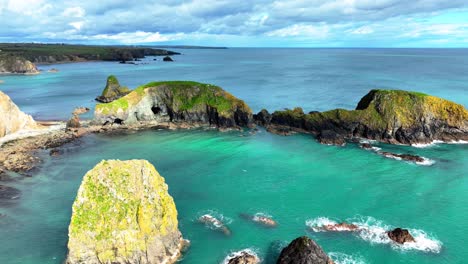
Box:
left=277, top=236, right=334, bottom=264
left=0, top=185, right=21, bottom=201
left=0, top=90, right=38, bottom=137
left=387, top=228, right=415, bottom=244
left=163, top=56, right=174, bottom=62
left=260, top=89, right=468, bottom=145
left=95, top=75, right=131, bottom=103
left=66, top=160, right=185, bottom=264
left=48, top=68, right=59, bottom=73
left=224, top=250, right=260, bottom=264
left=316, top=222, right=359, bottom=232
left=240, top=213, right=277, bottom=227
left=380, top=151, right=425, bottom=163
left=198, top=214, right=231, bottom=236
left=94, top=81, right=253, bottom=129
left=0, top=56, right=39, bottom=74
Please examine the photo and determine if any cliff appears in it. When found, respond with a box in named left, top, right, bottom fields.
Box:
left=258, top=89, right=468, bottom=145
left=0, top=91, right=38, bottom=137
left=66, top=159, right=184, bottom=264
left=94, top=80, right=253, bottom=129
left=0, top=55, right=39, bottom=74
left=95, top=75, right=130, bottom=103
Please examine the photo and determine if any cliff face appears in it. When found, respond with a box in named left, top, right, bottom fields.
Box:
left=66, top=159, right=184, bottom=264
left=95, top=76, right=130, bottom=103
left=94, top=80, right=253, bottom=128
left=0, top=56, right=39, bottom=74
left=0, top=91, right=37, bottom=137
left=259, top=90, right=468, bottom=145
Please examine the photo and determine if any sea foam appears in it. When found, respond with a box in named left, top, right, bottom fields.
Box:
left=329, top=252, right=366, bottom=264
left=221, top=248, right=260, bottom=264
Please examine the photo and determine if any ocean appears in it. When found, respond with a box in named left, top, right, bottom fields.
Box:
left=0, top=48, right=467, bottom=263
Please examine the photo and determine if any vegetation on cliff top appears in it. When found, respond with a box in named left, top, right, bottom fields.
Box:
left=95, top=80, right=252, bottom=116
left=68, top=159, right=179, bottom=263
left=273, top=89, right=468, bottom=130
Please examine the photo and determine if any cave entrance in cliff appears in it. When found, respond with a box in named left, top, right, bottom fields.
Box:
left=151, top=106, right=162, bottom=115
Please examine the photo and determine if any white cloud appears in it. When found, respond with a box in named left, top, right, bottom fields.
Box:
left=348, top=25, right=374, bottom=34
left=62, top=7, right=85, bottom=18
left=69, top=21, right=84, bottom=30
left=266, top=24, right=330, bottom=38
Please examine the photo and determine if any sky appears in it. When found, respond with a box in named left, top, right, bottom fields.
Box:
left=0, top=0, right=467, bottom=47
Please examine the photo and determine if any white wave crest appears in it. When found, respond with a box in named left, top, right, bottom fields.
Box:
left=350, top=216, right=442, bottom=253
left=197, top=210, right=232, bottom=230
left=305, top=217, right=338, bottom=232
left=329, top=252, right=366, bottom=264
left=416, top=158, right=436, bottom=166
left=221, top=248, right=260, bottom=264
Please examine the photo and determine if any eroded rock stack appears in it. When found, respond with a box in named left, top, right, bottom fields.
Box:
left=66, top=159, right=185, bottom=264
left=95, top=75, right=131, bottom=103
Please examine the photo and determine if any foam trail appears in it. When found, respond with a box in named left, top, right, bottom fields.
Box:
left=329, top=252, right=366, bottom=264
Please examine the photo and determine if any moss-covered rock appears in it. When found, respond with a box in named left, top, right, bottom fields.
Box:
left=66, top=159, right=184, bottom=264
left=258, top=89, right=468, bottom=145
left=94, top=81, right=253, bottom=128
left=95, top=75, right=130, bottom=103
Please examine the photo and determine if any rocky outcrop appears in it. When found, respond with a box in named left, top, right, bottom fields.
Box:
left=198, top=214, right=231, bottom=235
left=387, top=228, right=415, bottom=244
left=277, top=236, right=334, bottom=264
left=0, top=91, right=38, bottom=137
left=224, top=250, right=260, bottom=264
left=66, top=160, right=184, bottom=264
left=163, top=56, right=174, bottom=62
left=0, top=56, right=39, bottom=74
left=95, top=76, right=130, bottom=103
left=256, top=90, right=468, bottom=145
left=66, top=107, right=90, bottom=130
left=94, top=80, right=253, bottom=129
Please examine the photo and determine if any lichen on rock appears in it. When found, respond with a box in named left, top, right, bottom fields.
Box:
left=66, top=159, right=184, bottom=264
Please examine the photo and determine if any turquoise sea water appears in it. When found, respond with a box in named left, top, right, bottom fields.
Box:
left=0, top=48, right=468, bottom=264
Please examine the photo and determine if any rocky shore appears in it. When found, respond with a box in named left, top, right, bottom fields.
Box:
left=255, top=89, right=468, bottom=146
left=0, top=55, right=39, bottom=74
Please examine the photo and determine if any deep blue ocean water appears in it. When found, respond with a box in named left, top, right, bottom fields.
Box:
left=0, top=48, right=467, bottom=264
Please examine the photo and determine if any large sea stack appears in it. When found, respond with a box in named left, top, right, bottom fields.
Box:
left=257, top=89, right=468, bottom=145
left=66, top=160, right=185, bottom=264
left=94, top=80, right=253, bottom=129
left=0, top=90, right=38, bottom=137
left=277, top=236, right=334, bottom=264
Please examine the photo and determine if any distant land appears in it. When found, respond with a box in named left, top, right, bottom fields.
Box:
left=0, top=43, right=180, bottom=74
left=148, top=45, right=227, bottom=49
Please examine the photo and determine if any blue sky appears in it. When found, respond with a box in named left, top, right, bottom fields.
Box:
left=0, top=0, right=467, bottom=47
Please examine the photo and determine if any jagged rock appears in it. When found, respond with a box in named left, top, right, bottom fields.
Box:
left=253, top=109, right=272, bottom=126
left=163, top=56, right=174, bottom=62
left=224, top=250, right=260, bottom=264
left=265, top=90, right=468, bottom=145
left=0, top=56, right=39, bottom=74
left=277, top=236, right=334, bottom=264
left=387, top=228, right=415, bottom=244
left=66, top=160, right=184, bottom=264
left=95, top=76, right=130, bottom=103
left=66, top=107, right=89, bottom=130
left=380, top=152, right=425, bottom=163
left=0, top=90, right=38, bottom=137
left=94, top=81, right=253, bottom=129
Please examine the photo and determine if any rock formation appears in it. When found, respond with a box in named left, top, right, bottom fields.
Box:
left=256, top=90, right=468, bottom=145
left=387, top=228, right=415, bottom=244
left=66, top=107, right=90, bottom=130
left=95, top=76, right=130, bottom=103
left=0, top=55, right=39, bottom=74
left=163, top=56, right=174, bottom=62
left=224, top=250, right=260, bottom=264
left=277, top=236, right=334, bottom=264
left=198, top=214, right=231, bottom=236
left=94, top=80, right=253, bottom=129
left=66, top=159, right=184, bottom=264
left=0, top=91, right=38, bottom=137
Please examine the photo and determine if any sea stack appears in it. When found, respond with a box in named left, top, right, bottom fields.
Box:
left=0, top=90, right=38, bottom=137
left=94, top=81, right=253, bottom=129
left=66, top=160, right=185, bottom=264
left=258, top=89, right=468, bottom=145
left=95, top=75, right=131, bottom=103
left=277, top=236, right=334, bottom=264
